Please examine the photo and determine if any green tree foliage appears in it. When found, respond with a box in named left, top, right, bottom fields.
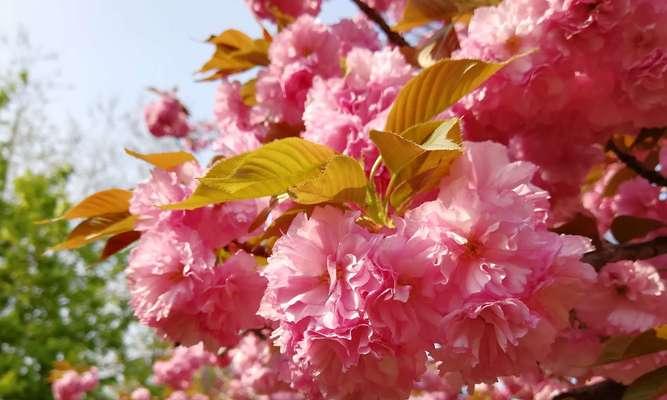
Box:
left=0, top=68, right=146, bottom=399
left=0, top=161, right=137, bottom=399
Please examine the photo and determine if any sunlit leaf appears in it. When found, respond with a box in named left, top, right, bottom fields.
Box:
left=623, top=366, right=667, bottom=400
left=240, top=78, right=258, bottom=106
left=167, top=138, right=336, bottom=210
left=53, top=189, right=132, bottom=221
left=51, top=212, right=130, bottom=250
left=372, top=119, right=463, bottom=213
left=50, top=215, right=137, bottom=251
left=124, top=149, right=196, bottom=170
left=289, top=156, right=368, bottom=205
left=610, top=215, right=665, bottom=244
left=395, top=0, right=502, bottom=32
left=199, top=29, right=270, bottom=80
left=384, top=58, right=505, bottom=133
left=417, top=24, right=460, bottom=68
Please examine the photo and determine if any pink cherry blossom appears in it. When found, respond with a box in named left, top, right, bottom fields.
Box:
left=212, top=79, right=262, bottom=156
left=127, top=226, right=214, bottom=337
left=131, top=387, right=151, bottom=400
left=260, top=206, right=425, bottom=398
left=405, top=141, right=595, bottom=381
left=577, top=259, right=667, bottom=335
left=52, top=368, right=99, bottom=400
left=451, top=0, right=667, bottom=219
left=331, top=16, right=382, bottom=55
left=144, top=91, right=191, bottom=138
left=229, top=334, right=292, bottom=396
left=130, top=161, right=263, bottom=249
left=194, top=251, right=268, bottom=348
left=153, top=343, right=216, bottom=390
left=303, top=47, right=412, bottom=167
left=256, top=16, right=341, bottom=126
left=129, top=161, right=201, bottom=232
left=245, top=0, right=321, bottom=22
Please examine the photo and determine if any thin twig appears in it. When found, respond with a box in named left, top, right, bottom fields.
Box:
left=582, top=236, right=667, bottom=270
left=350, top=0, right=411, bottom=48
left=607, top=139, right=667, bottom=187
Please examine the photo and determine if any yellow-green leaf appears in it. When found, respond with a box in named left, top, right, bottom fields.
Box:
left=289, top=156, right=368, bottom=205
left=51, top=212, right=130, bottom=250
left=56, top=189, right=132, bottom=221
left=395, top=0, right=502, bottom=32
left=199, top=29, right=270, bottom=80
left=597, top=329, right=667, bottom=365
left=125, top=148, right=196, bottom=170
left=167, top=138, right=336, bottom=210
left=51, top=214, right=136, bottom=251
left=384, top=57, right=505, bottom=133
left=240, top=78, right=257, bottom=106
left=623, top=366, right=667, bottom=400
left=611, top=215, right=665, bottom=244
left=372, top=119, right=462, bottom=213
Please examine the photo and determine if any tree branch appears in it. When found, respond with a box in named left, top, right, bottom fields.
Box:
left=582, top=236, right=667, bottom=269
left=552, top=379, right=625, bottom=400
left=607, top=139, right=667, bottom=187
left=350, top=0, right=411, bottom=48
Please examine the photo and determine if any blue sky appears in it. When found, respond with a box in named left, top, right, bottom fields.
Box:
left=3, top=0, right=357, bottom=122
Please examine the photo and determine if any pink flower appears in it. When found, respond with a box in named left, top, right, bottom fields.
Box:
left=130, top=161, right=263, bottom=249
left=260, top=206, right=380, bottom=329
left=144, top=91, right=191, bottom=138
left=363, top=0, right=407, bottom=21
left=367, top=219, right=446, bottom=346
left=256, top=16, right=341, bottom=126
left=303, top=47, right=412, bottom=166
left=614, top=177, right=667, bottom=229
left=127, top=227, right=214, bottom=333
left=541, top=328, right=603, bottom=378
left=212, top=80, right=262, bottom=156
left=260, top=206, right=425, bottom=398
left=153, top=343, right=216, bottom=390
left=131, top=387, right=151, bottom=400
left=245, top=0, right=321, bottom=22
left=130, top=161, right=201, bottom=232
left=331, top=17, right=381, bottom=55
left=404, top=142, right=595, bottom=381
left=229, top=334, right=292, bottom=395
left=436, top=299, right=557, bottom=382
left=194, top=252, right=268, bottom=347
left=577, top=259, right=667, bottom=335
left=52, top=368, right=98, bottom=400
left=451, top=0, right=667, bottom=218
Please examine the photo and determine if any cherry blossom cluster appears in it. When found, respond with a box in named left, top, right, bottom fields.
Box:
left=51, top=367, right=98, bottom=400
left=153, top=343, right=217, bottom=390
left=59, top=0, right=667, bottom=398
left=127, top=160, right=268, bottom=349
left=451, top=0, right=667, bottom=220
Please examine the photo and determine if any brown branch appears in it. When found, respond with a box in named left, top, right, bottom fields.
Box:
left=350, top=0, right=411, bottom=48
left=607, top=139, right=667, bottom=187
left=582, top=236, right=667, bottom=269
left=552, top=379, right=625, bottom=400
